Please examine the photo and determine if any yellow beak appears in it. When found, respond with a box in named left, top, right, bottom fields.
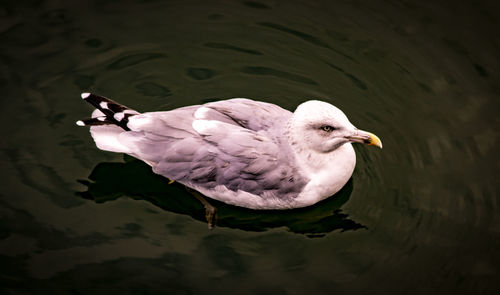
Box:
left=366, top=132, right=383, bottom=148
left=346, top=130, right=383, bottom=149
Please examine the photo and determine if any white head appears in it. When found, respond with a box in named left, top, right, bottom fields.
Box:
left=288, top=100, right=382, bottom=153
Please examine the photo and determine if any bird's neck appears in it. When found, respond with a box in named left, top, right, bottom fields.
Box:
left=290, top=140, right=355, bottom=175
left=290, top=141, right=356, bottom=205
left=285, top=119, right=356, bottom=192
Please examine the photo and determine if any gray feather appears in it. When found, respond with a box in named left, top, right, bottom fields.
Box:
left=118, top=99, right=309, bottom=199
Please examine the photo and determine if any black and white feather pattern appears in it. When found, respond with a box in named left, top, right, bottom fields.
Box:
left=76, top=93, right=139, bottom=130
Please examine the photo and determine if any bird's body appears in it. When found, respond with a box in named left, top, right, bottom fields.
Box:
left=77, top=93, right=381, bottom=210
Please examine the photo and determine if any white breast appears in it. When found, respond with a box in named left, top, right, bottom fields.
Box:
left=294, top=143, right=356, bottom=207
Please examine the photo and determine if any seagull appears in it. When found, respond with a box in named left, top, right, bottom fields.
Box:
left=77, top=93, right=382, bottom=212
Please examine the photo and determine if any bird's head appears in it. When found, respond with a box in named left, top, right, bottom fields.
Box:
left=289, top=100, right=382, bottom=153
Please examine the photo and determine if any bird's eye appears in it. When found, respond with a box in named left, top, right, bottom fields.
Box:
left=320, top=125, right=335, bottom=132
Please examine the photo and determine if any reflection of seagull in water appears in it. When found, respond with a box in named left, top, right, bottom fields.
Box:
left=77, top=93, right=382, bottom=223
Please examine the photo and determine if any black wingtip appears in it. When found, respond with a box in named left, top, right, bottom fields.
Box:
left=76, top=117, right=114, bottom=127
left=78, top=92, right=139, bottom=131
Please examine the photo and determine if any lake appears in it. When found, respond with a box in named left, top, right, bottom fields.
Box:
left=0, top=0, right=499, bottom=294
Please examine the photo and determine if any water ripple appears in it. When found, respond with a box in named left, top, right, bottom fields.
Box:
left=240, top=66, right=318, bottom=85
left=107, top=53, right=166, bottom=70
left=204, top=42, right=263, bottom=55
left=258, top=22, right=357, bottom=62
left=324, top=61, right=368, bottom=90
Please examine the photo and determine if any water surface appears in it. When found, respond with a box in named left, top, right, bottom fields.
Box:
left=0, top=0, right=499, bottom=294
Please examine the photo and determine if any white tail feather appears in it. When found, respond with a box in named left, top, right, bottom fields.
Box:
left=90, top=125, right=131, bottom=153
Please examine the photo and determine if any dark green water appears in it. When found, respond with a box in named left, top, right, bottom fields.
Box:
left=1, top=0, right=499, bottom=294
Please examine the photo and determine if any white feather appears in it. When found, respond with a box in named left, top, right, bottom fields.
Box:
left=194, top=107, right=211, bottom=119
left=91, top=109, right=105, bottom=118
left=192, top=119, right=221, bottom=135
left=90, top=125, right=130, bottom=153
left=114, top=112, right=125, bottom=121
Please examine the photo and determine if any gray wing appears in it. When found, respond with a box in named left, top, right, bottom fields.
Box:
left=200, top=98, right=292, bottom=131
left=121, top=99, right=308, bottom=199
